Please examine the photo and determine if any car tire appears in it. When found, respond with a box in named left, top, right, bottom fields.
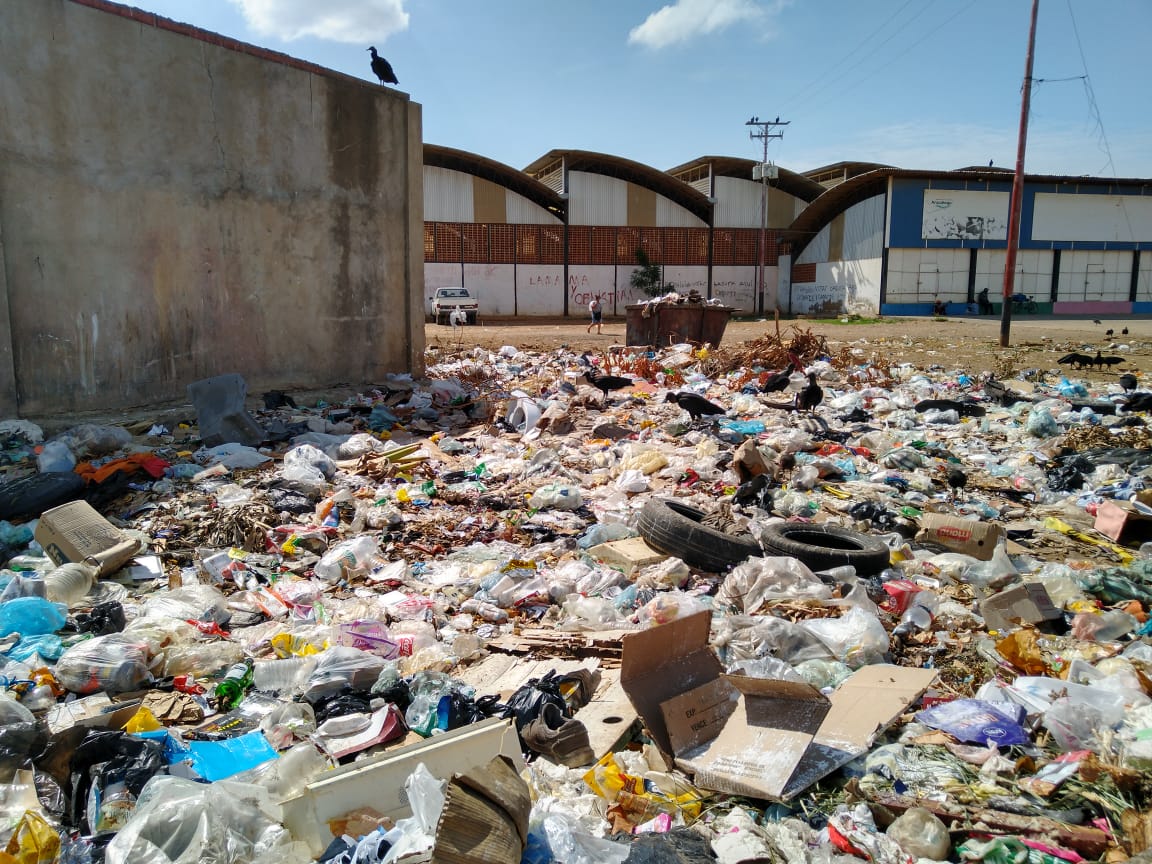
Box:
left=467, top=313, right=477, bottom=325
left=757, top=523, right=890, bottom=575
left=637, top=498, right=762, bottom=572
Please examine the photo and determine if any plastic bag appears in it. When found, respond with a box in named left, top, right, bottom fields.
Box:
left=55, top=634, right=152, bottom=694
left=0, top=597, right=66, bottom=637
left=1044, top=697, right=1111, bottom=751
left=917, top=698, right=1030, bottom=747
left=37, top=439, right=76, bottom=473
left=380, top=764, right=447, bottom=863
left=800, top=607, right=888, bottom=668
left=300, top=647, right=389, bottom=701
left=3, top=809, right=60, bottom=863
left=636, top=591, right=708, bottom=627
left=528, top=484, right=583, bottom=510
left=713, top=614, right=834, bottom=666
left=716, top=557, right=832, bottom=614
left=886, top=807, right=950, bottom=860
left=1024, top=406, right=1060, bottom=438
left=502, top=670, right=567, bottom=733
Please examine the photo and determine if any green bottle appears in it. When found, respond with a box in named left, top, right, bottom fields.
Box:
left=214, top=659, right=254, bottom=711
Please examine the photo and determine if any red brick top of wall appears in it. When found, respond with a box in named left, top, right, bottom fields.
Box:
left=68, top=0, right=385, bottom=91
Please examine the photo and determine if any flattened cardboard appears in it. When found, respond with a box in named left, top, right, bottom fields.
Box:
left=35, top=501, right=141, bottom=576
left=916, top=513, right=1004, bottom=560
left=1094, top=499, right=1152, bottom=545
left=980, top=582, right=1063, bottom=632
left=587, top=537, right=667, bottom=575
left=621, top=611, right=937, bottom=801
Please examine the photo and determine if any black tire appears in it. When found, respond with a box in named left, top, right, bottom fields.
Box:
left=637, top=499, right=762, bottom=572
left=758, top=523, right=891, bottom=575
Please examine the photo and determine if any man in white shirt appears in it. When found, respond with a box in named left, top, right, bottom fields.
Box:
left=587, top=295, right=603, bottom=334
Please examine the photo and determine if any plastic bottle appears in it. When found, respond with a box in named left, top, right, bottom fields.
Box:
left=44, top=562, right=98, bottom=606
left=893, top=590, right=938, bottom=639
left=214, top=659, right=255, bottom=710
left=460, top=597, right=509, bottom=624
left=252, top=656, right=316, bottom=693
left=314, top=536, right=386, bottom=582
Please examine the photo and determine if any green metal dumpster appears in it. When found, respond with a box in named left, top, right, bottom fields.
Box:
left=625, top=303, right=734, bottom=348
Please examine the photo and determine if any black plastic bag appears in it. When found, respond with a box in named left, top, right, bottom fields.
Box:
left=502, top=670, right=567, bottom=732
left=0, top=471, right=84, bottom=521
left=73, top=601, right=126, bottom=636
left=312, top=688, right=373, bottom=724
left=66, top=731, right=164, bottom=832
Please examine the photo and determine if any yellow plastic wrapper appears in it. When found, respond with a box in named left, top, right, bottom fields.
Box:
left=271, top=632, right=326, bottom=658
left=996, top=628, right=1049, bottom=676
left=3, top=811, right=59, bottom=864
left=582, top=753, right=703, bottom=823
left=124, top=706, right=162, bottom=733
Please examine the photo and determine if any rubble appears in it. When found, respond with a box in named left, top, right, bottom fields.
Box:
left=1, top=329, right=1152, bottom=862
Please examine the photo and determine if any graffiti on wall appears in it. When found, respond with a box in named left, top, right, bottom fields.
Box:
left=792, top=282, right=870, bottom=316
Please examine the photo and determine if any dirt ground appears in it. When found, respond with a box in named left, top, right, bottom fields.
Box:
left=424, top=314, right=1152, bottom=382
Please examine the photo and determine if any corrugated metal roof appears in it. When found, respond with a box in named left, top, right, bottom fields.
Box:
left=425, top=144, right=565, bottom=221
left=524, top=149, right=713, bottom=225
left=667, top=156, right=826, bottom=203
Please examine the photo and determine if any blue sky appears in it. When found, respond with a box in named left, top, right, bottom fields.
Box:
left=126, top=0, right=1151, bottom=178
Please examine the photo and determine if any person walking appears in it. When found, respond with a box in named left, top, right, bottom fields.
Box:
left=587, top=294, right=603, bottom=334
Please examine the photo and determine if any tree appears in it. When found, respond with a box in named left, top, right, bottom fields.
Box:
left=630, top=248, right=670, bottom=298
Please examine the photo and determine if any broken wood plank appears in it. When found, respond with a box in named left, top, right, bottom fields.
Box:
left=578, top=673, right=638, bottom=760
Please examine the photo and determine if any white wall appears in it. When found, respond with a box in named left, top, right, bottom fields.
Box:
left=710, top=266, right=759, bottom=313
left=1139, top=254, right=1152, bottom=302
left=663, top=266, right=709, bottom=298
left=973, top=250, right=1051, bottom=299
left=514, top=265, right=566, bottom=315
left=886, top=248, right=970, bottom=303
left=921, top=190, right=1009, bottom=240
left=463, top=264, right=514, bottom=316
left=506, top=190, right=562, bottom=225
left=656, top=197, right=707, bottom=227
left=791, top=258, right=882, bottom=316
left=1033, top=193, right=1152, bottom=243
left=568, top=266, right=619, bottom=313
left=1058, top=250, right=1132, bottom=302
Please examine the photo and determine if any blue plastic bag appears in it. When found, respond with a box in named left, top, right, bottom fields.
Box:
left=917, top=698, right=1030, bottom=747
left=0, top=596, right=66, bottom=637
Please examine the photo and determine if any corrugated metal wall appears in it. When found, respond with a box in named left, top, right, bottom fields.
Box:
left=712, top=176, right=804, bottom=228
left=656, top=196, right=707, bottom=227
left=797, top=224, right=830, bottom=265
left=423, top=166, right=473, bottom=221
left=506, top=190, right=562, bottom=224
left=841, top=195, right=885, bottom=261
left=569, top=172, right=627, bottom=225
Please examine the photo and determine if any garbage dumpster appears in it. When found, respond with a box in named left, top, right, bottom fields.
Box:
left=625, top=303, right=734, bottom=348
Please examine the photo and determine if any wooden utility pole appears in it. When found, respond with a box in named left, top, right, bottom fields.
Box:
left=1000, top=0, right=1040, bottom=348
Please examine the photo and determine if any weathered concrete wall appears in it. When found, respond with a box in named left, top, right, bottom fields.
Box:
left=0, top=0, right=423, bottom=417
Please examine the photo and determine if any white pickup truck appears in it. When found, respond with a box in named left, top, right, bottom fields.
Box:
left=429, top=287, right=478, bottom=325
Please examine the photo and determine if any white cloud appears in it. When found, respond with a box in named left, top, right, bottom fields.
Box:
left=628, top=0, right=784, bottom=49
left=228, top=0, right=409, bottom=43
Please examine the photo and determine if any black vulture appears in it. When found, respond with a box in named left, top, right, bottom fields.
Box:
left=794, top=372, right=823, bottom=413
left=1057, top=352, right=1092, bottom=370
left=1120, top=373, right=1138, bottom=393
left=1100, top=355, right=1126, bottom=369
left=1093, top=319, right=1102, bottom=325
left=367, top=47, right=398, bottom=85
left=760, top=363, right=794, bottom=394
left=1125, top=392, right=1152, bottom=413
left=945, top=466, right=967, bottom=498
left=262, top=390, right=297, bottom=409
left=1106, top=329, right=1115, bottom=337
left=1122, top=327, right=1130, bottom=335
left=581, top=368, right=634, bottom=396
left=665, top=391, right=725, bottom=421
left=732, top=474, right=769, bottom=508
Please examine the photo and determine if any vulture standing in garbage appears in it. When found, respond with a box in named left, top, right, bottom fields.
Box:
left=367, top=47, right=398, bottom=85
left=665, top=391, right=726, bottom=421
left=1120, top=373, right=1138, bottom=393
left=580, top=367, right=634, bottom=398
left=760, top=362, right=794, bottom=394
left=794, top=372, right=824, bottom=413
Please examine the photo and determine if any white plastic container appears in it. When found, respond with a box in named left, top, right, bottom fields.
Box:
left=44, top=562, right=98, bottom=606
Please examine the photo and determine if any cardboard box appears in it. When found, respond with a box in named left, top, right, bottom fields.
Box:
left=621, top=611, right=936, bottom=801
left=980, top=582, right=1063, bottom=633
left=34, top=501, right=141, bottom=576
left=46, top=694, right=141, bottom=735
left=916, top=513, right=1005, bottom=560
left=1093, top=499, right=1152, bottom=545
left=587, top=536, right=667, bottom=575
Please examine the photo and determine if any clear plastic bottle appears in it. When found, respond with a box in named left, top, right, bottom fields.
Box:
left=893, top=590, right=938, bottom=639
left=460, top=597, right=509, bottom=623
left=44, top=562, right=98, bottom=606
left=252, top=656, right=316, bottom=693
left=313, top=536, right=386, bottom=582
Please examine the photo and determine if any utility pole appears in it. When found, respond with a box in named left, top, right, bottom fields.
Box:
left=746, top=116, right=789, bottom=317
left=1000, top=0, right=1039, bottom=348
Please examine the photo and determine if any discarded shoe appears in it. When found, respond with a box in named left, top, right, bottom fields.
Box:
left=522, top=701, right=595, bottom=768
left=556, top=667, right=601, bottom=711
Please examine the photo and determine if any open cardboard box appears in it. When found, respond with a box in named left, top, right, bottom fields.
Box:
left=35, top=500, right=141, bottom=576
left=1094, top=499, right=1152, bottom=545
left=916, top=513, right=1004, bottom=561
left=621, top=611, right=936, bottom=800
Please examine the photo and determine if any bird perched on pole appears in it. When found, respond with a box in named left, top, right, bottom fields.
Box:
left=794, top=372, right=823, bottom=413
left=367, top=47, right=398, bottom=85
left=760, top=362, right=794, bottom=394
left=665, top=391, right=726, bottom=422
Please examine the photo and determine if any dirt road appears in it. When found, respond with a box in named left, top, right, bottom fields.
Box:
left=425, top=315, right=1150, bottom=380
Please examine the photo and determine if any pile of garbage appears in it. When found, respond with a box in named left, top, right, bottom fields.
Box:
left=0, top=335, right=1151, bottom=863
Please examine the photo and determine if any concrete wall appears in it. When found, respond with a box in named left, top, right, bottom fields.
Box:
left=0, top=0, right=424, bottom=417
